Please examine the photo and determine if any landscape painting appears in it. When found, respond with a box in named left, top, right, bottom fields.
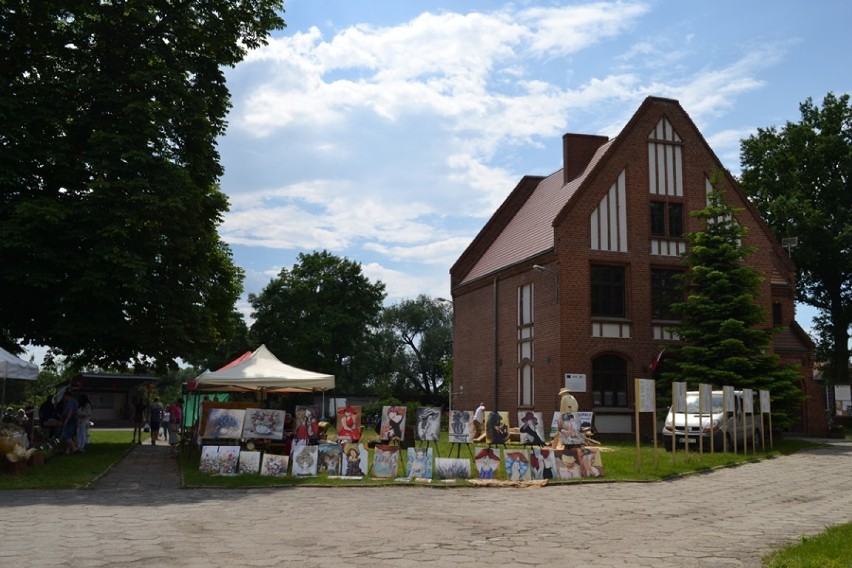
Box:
left=434, top=458, right=471, bottom=480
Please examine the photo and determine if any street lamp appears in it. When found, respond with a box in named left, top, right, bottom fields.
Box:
left=533, top=264, right=559, bottom=303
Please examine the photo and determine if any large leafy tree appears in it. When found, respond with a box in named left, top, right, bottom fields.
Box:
left=740, top=93, right=852, bottom=390
left=248, top=251, right=386, bottom=392
left=660, top=182, right=802, bottom=429
left=374, top=295, right=453, bottom=401
left=0, top=1, right=284, bottom=371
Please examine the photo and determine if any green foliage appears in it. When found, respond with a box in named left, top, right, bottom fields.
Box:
left=661, top=178, right=802, bottom=429
left=0, top=1, right=285, bottom=371
left=740, top=93, right=852, bottom=388
left=248, top=251, right=386, bottom=393
left=372, top=295, right=453, bottom=400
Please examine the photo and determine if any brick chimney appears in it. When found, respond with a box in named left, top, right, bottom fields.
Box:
left=563, top=133, right=609, bottom=184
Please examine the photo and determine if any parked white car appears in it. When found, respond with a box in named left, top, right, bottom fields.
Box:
left=662, top=390, right=761, bottom=451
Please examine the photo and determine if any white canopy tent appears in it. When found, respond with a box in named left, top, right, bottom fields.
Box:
left=194, top=344, right=335, bottom=394
left=1, top=346, right=39, bottom=406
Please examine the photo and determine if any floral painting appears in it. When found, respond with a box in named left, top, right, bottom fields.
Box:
left=415, top=407, right=441, bottom=441
left=293, top=405, right=320, bottom=446
left=530, top=448, right=557, bottom=480
left=371, top=444, right=399, bottom=478
left=336, top=406, right=362, bottom=442
left=342, top=443, right=368, bottom=477
left=242, top=409, right=286, bottom=440
left=434, top=457, right=470, bottom=480
left=485, top=411, right=509, bottom=444
left=260, top=453, right=289, bottom=477
left=504, top=449, right=531, bottom=481
left=199, top=445, right=240, bottom=475
left=448, top=409, right=472, bottom=443
left=291, top=444, right=319, bottom=476
left=405, top=447, right=433, bottom=479
left=238, top=450, right=262, bottom=474
left=379, top=405, right=406, bottom=442
left=474, top=447, right=501, bottom=479
left=518, top=411, right=547, bottom=445
left=318, top=443, right=343, bottom=475
left=202, top=409, right=246, bottom=439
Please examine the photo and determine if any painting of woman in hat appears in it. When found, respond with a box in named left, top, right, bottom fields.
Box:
left=518, top=411, right=546, bottom=446
left=474, top=447, right=500, bottom=479
left=336, top=405, right=361, bottom=442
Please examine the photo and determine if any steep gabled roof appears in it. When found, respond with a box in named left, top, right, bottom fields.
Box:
left=454, top=139, right=613, bottom=286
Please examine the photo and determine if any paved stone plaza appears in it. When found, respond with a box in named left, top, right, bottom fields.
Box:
left=1, top=438, right=850, bottom=567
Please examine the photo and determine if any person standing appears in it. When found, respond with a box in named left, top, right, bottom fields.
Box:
left=161, top=407, right=171, bottom=441
left=148, top=397, right=164, bottom=445
left=132, top=397, right=147, bottom=444
left=59, top=390, right=79, bottom=455
left=168, top=399, right=183, bottom=447
left=76, top=393, right=92, bottom=453
left=472, top=402, right=486, bottom=442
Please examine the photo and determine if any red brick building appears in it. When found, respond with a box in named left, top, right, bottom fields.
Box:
left=449, top=96, right=827, bottom=437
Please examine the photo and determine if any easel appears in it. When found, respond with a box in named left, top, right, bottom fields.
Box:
left=448, top=441, right=474, bottom=459
left=418, top=439, right=440, bottom=457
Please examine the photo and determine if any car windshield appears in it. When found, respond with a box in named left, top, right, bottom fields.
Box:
left=684, top=393, right=724, bottom=413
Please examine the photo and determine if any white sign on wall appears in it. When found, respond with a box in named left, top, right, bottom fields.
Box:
left=564, top=373, right=587, bottom=393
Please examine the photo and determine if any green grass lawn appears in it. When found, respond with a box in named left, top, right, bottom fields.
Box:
left=763, top=523, right=852, bottom=567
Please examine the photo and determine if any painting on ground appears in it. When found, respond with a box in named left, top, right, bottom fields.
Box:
left=379, top=405, right=406, bottom=442
left=405, top=447, right=433, bottom=479
left=260, top=453, right=289, bottom=476
left=371, top=444, right=399, bottom=478
left=242, top=409, right=286, bottom=440
left=530, top=448, right=557, bottom=480
left=318, top=443, right=343, bottom=475
left=434, top=458, right=471, bottom=480
left=293, top=405, right=320, bottom=446
left=504, top=449, right=531, bottom=481
left=291, top=444, right=319, bottom=476
left=202, top=409, right=246, bottom=439
left=448, top=409, right=472, bottom=443
left=556, top=449, right=582, bottom=479
left=238, top=450, right=262, bottom=474
left=518, top=411, right=546, bottom=445
left=485, top=411, right=510, bottom=444
left=199, top=445, right=240, bottom=475
left=474, top=447, right=501, bottom=479
left=343, top=443, right=368, bottom=477
left=336, top=406, right=362, bottom=442
left=415, top=407, right=441, bottom=441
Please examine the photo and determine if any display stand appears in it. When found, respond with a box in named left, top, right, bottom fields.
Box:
left=449, top=442, right=474, bottom=459
left=418, top=439, right=440, bottom=457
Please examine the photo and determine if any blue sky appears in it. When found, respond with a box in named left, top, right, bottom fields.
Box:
left=218, top=0, right=849, bottom=332
left=24, top=1, right=849, bottom=364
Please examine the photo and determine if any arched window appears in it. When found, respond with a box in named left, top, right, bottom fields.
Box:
left=592, top=355, right=628, bottom=407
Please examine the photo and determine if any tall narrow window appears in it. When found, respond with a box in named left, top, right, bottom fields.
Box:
left=650, top=201, right=684, bottom=237
left=651, top=268, right=682, bottom=320
left=592, top=355, right=628, bottom=407
left=591, top=265, right=626, bottom=318
left=773, top=303, right=783, bottom=326
left=518, top=284, right=534, bottom=406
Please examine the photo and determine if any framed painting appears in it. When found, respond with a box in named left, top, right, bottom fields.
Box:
left=293, top=405, right=320, bottom=445
left=448, top=409, right=472, bottom=443
left=434, top=458, right=470, bottom=480
left=260, top=453, right=289, bottom=477
left=379, top=405, right=406, bottom=442
left=504, top=449, right=531, bottom=481
left=336, top=406, right=362, bottom=442
left=415, top=407, right=441, bottom=441
left=198, top=445, right=240, bottom=475
left=405, top=447, right=433, bottom=479
left=371, top=444, right=399, bottom=478
left=238, top=450, right=262, bottom=474
left=242, top=409, right=286, bottom=440
left=291, top=444, right=319, bottom=476
left=202, top=409, right=246, bottom=440
left=318, top=443, right=343, bottom=475
left=474, top=447, right=501, bottom=479
left=517, top=411, right=546, bottom=445
left=342, top=443, right=368, bottom=477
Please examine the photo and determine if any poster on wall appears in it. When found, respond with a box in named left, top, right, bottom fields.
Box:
left=415, top=407, right=441, bottom=441
left=564, top=373, right=587, bottom=392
